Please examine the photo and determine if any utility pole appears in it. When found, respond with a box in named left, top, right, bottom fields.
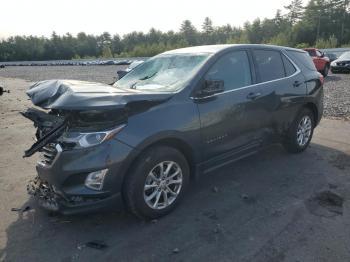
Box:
left=316, top=12, right=321, bottom=41
left=340, top=0, right=349, bottom=45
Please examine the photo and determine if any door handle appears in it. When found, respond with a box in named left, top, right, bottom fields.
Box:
left=293, top=81, right=302, bottom=87
left=246, top=92, right=261, bottom=100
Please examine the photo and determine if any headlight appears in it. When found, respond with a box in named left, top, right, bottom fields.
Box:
left=61, top=124, right=126, bottom=148
left=331, top=61, right=336, bottom=66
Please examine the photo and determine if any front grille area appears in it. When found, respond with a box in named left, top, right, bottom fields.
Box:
left=39, top=143, right=59, bottom=166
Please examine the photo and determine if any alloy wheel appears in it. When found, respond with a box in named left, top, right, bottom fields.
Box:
left=296, top=115, right=312, bottom=147
left=143, top=161, right=183, bottom=210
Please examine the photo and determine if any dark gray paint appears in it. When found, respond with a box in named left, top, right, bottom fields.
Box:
left=25, top=44, right=324, bottom=214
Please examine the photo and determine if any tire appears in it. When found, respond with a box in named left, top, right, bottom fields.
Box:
left=283, top=108, right=315, bottom=153
left=124, top=145, right=190, bottom=219
left=322, top=64, right=329, bottom=77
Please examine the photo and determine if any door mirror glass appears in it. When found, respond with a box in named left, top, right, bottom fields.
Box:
left=199, top=80, right=224, bottom=96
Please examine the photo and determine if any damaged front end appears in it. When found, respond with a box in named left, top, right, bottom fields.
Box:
left=27, top=176, right=61, bottom=211
left=22, top=80, right=172, bottom=214
left=22, top=106, right=128, bottom=213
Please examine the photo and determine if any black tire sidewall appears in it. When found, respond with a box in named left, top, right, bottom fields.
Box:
left=125, top=146, right=190, bottom=219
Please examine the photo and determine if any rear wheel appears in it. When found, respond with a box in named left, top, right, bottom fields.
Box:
left=124, top=146, right=190, bottom=219
left=283, top=108, right=315, bottom=153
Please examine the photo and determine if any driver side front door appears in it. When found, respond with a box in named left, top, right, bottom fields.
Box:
left=194, top=50, right=264, bottom=170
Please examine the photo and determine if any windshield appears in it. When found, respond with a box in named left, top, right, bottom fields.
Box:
left=339, top=51, right=350, bottom=60
left=114, top=53, right=210, bottom=91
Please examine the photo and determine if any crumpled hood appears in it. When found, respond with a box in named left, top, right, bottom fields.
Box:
left=27, top=79, right=173, bottom=110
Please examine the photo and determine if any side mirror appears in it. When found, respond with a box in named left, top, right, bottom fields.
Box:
left=198, top=79, right=224, bottom=97
left=320, top=52, right=325, bottom=58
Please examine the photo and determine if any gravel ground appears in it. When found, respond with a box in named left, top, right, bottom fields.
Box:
left=324, top=74, right=350, bottom=120
left=0, top=66, right=349, bottom=120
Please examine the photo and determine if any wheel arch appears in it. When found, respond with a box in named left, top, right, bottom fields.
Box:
left=121, top=135, right=198, bottom=192
left=303, top=102, right=319, bottom=126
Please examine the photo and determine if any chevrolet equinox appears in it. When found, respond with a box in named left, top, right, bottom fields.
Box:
left=23, top=44, right=324, bottom=219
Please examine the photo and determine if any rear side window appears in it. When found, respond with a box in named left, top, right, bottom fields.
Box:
left=305, top=49, right=316, bottom=57
left=286, top=50, right=317, bottom=71
left=282, top=55, right=296, bottom=76
left=253, top=50, right=285, bottom=82
left=205, top=51, right=252, bottom=91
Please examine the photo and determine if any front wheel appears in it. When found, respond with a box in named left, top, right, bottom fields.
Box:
left=283, top=108, right=315, bottom=153
left=124, top=146, right=190, bottom=219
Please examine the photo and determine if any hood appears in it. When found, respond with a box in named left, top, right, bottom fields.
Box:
left=334, top=58, right=350, bottom=63
left=27, top=80, right=173, bottom=110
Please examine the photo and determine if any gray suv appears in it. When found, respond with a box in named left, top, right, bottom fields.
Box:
left=23, top=44, right=323, bottom=219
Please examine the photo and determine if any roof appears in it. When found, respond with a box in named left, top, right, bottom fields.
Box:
left=162, top=44, right=302, bottom=55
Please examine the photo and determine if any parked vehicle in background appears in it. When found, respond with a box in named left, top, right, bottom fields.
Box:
left=303, top=48, right=330, bottom=76
left=330, top=51, right=350, bottom=73
left=324, top=52, right=338, bottom=62
left=321, top=47, right=350, bottom=59
left=23, top=44, right=323, bottom=219
left=116, top=60, right=145, bottom=80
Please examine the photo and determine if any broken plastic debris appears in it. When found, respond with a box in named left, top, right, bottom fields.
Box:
left=240, top=194, right=249, bottom=200
left=85, top=241, right=108, bottom=250
left=11, top=206, right=31, bottom=213
left=0, top=86, right=10, bottom=96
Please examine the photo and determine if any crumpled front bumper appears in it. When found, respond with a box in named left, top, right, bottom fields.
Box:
left=27, top=176, right=61, bottom=211
left=27, top=176, right=123, bottom=214
left=27, top=138, right=133, bottom=215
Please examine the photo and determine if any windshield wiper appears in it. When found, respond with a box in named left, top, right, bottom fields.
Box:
left=139, top=71, right=157, bottom=81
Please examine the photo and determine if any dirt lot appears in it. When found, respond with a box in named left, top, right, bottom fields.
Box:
left=0, top=68, right=350, bottom=262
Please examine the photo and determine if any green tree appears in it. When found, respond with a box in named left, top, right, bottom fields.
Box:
left=180, top=20, right=198, bottom=45
left=101, top=46, right=113, bottom=58
left=284, top=0, right=304, bottom=24
left=202, top=17, right=214, bottom=34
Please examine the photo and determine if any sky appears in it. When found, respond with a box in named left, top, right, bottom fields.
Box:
left=0, top=0, right=304, bottom=39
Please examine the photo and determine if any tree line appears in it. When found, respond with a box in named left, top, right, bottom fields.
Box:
left=1, top=0, right=349, bottom=61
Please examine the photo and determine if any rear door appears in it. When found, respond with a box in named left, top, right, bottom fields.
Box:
left=195, top=50, right=264, bottom=166
left=251, top=49, right=307, bottom=142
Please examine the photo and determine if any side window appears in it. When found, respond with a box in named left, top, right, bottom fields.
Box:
left=286, top=50, right=317, bottom=71
left=205, top=51, right=252, bottom=91
left=282, top=55, right=296, bottom=76
left=253, top=50, right=285, bottom=82
left=306, top=49, right=316, bottom=57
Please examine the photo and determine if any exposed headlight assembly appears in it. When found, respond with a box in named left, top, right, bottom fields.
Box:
left=61, top=124, right=126, bottom=148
